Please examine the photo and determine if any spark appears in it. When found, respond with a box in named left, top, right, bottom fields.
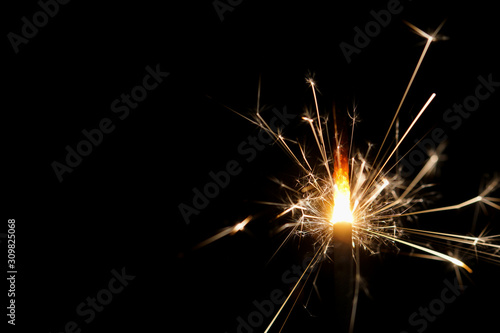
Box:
left=193, top=215, right=252, bottom=250
left=198, top=21, right=500, bottom=333
left=264, top=244, right=324, bottom=333
left=360, top=227, right=473, bottom=273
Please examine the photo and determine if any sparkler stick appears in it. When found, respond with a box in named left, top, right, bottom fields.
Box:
left=333, top=221, right=354, bottom=332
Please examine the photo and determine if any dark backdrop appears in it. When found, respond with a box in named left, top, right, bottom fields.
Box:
left=4, top=0, right=500, bottom=332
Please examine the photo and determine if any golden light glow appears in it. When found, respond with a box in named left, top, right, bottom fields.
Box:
left=330, top=146, right=354, bottom=224
left=199, top=22, right=500, bottom=333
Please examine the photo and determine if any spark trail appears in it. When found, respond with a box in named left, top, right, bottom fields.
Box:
left=196, top=21, right=500, bottom=332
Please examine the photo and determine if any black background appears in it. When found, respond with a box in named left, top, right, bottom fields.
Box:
left=4, top=0, right=500, bottom=332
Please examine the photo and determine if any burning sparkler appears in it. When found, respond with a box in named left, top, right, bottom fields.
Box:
left=196, top=21, right=500, bottom=332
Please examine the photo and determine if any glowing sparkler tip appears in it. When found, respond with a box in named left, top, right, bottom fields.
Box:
left=330, top=145, right=354, bottom=224
left=330, top=189, right=354, bottom=224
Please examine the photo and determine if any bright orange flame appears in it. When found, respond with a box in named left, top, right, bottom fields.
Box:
left=330, top=147, right=353, bottom=224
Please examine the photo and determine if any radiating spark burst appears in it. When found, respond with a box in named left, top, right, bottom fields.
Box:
left=197, top=21, right=500, bottom=332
